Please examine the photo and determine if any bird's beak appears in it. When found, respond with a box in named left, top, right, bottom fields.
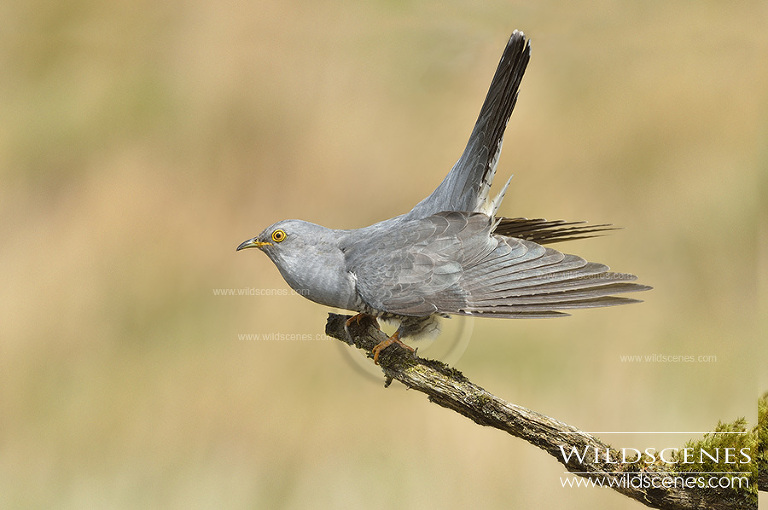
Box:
left=236, top=238, right=272, bottom=251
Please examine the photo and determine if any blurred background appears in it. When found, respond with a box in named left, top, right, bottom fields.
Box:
left=2, top=0, right=766, bottom=508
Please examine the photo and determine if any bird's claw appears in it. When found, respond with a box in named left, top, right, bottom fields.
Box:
left=344, top=313, right=380, bottom=331
left=371, top=331, right=415, bottom=365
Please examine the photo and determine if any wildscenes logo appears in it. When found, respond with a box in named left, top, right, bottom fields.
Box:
left=559, top=446, right=752, bottom=465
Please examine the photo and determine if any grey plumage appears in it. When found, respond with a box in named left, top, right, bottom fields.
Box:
left=409, top=31, right=529, bottom=218
left=238, top=30, right=650, bottom=342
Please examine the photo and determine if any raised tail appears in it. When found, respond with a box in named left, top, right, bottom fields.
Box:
left=408, top=31, right=530, bottom=218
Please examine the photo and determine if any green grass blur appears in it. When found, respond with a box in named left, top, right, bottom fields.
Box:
left=2, top=1, right=766, bottom=508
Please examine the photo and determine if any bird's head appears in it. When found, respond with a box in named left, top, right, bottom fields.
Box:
left=237, top=219, right=311, bottom=256
left=237, top=219, right=341, bottom=268
left=237, top=220, right=355, bottom=308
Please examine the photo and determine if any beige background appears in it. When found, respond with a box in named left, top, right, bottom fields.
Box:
left=2, top=1, right=766, bottom=508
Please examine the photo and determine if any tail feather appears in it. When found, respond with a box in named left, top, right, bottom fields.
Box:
left=408, top=31, right=530, bottom=218
left=494, top=217, right=617, bottom=244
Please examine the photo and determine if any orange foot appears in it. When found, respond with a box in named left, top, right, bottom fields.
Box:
left=371, top=331, right=415, bottom=365
left=345, top=313, right=380, bottom=331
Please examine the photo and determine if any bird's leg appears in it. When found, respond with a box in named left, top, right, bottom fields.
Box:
left=371, top=331, right=415, bottom=365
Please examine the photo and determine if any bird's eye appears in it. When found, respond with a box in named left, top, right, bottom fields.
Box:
left=271, top=229, right=287, bottom=243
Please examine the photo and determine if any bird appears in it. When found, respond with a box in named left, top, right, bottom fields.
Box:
left=237, top=30, right=650, bottom=363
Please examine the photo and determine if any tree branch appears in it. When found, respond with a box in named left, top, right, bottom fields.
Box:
left=325, top=313, right=756, bottom=510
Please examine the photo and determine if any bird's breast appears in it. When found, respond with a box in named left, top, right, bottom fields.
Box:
left=273, top=246, right=363, bottom=312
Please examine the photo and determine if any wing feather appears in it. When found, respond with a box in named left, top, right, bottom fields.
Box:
left=345, top=212, right=649, bottom=318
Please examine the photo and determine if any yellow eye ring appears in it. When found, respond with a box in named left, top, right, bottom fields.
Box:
left=271, top=229, right=287, bottom=243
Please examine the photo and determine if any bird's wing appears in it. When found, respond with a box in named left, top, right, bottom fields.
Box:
left=346, top=212, right=650, bottom=318
left=454, top=232, right=651, bottom=319
left=408, top=31, right=530, bottom=219
left=346, top=212, right=495, bottom=316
